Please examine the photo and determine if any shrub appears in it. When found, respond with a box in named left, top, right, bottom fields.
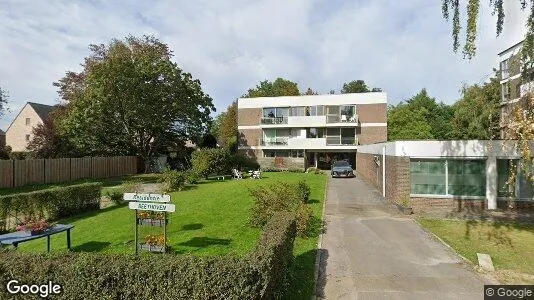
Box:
left=105, top=190, right=124, bottom=205
left=191, top=148, right=230, bottom=179
left=158, top=169, right=185, bottom=193
left=306, top=167, right=324, bottom=174
left=0, top=212, right=297, bottom=300
left=122, top=180, right=143, bottom=193
left=8, top=151, right=28, bottom=160
left=228, top=153, right=260, bottom=171
left=250, top=181, right=312, bottom=236
left=0, top=183, right=102, bottom=232
left=183, top=169, right=199, bottom=184
left=297, top=180, right=311, bottom=203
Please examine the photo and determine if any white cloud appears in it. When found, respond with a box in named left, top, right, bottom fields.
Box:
left=0, top=0, right=529, bottom=129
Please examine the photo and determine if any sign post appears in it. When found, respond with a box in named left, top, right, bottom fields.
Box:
left=124, top=193, right=174, bottom=254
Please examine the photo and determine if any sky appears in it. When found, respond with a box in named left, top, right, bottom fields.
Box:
left=0, top=0, right=528, bottom=130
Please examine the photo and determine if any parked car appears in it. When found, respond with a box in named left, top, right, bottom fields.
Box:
left=331, top=160, right=354, bottom=178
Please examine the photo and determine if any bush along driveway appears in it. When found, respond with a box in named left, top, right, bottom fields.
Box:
left=317, top=176, right=490, bottom=299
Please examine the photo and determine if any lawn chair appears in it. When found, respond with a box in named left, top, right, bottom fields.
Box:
left=251, top=170, right=261, bottom=179
left=232, top=169, right=243, bottom=180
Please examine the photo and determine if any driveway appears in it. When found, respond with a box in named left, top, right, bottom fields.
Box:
left=316, top=176, right=491, bottom=299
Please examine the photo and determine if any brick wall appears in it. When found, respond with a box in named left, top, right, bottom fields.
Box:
left=356, top=103, right=387, bottom=123
left=237, top=108, right=261, bottom=126
left=238, top=129, right=261, bottom=147
left=358, top=127, right=387, bottom=145
left=410, top=197, right=486, bottom=213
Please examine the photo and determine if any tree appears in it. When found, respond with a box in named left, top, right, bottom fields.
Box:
left=328, top=89, right=336, bottom=95
left=0, top=86, right=8, bottom=119
left=218, top=101, right=237, bottom=149
left=387, top=104, right=433, bottom=140
left=341, top=80, right=381, bottom=94
left=451, top=77, right=501, bottom=139
left=405, top=89, right=454, bottom=140
left=26, top=106, right=80, bottom=158
left=199, top=133, right=218, bottom=149
left=191, top=148, right=230, bottom=179
left=303, top=87, right=318, bottom=95
left=441, top=0, right=534, bottom=59
left=210, top=112, right=226, bottom=139
left=54, top=35, right=215, bottom=164
left=244, top=78, right=300, bottom=98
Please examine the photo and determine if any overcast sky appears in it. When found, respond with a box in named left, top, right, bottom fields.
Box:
left=0, top=0, right=528, bottom=130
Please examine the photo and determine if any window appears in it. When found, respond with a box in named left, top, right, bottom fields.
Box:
left=290, top=107, right=305, bottom=116
left=307, top=128, right=324, bottom=138
left=25, top=134, right=30, bottom=141
left=25, top=118, right=30, bottom=126
left=410, top=159, right=485, bottom=197
left=290, top=149, right=304, bottom=158
left=263, top=108, right=276, bottom=118
left=448, top=160, right=486, bottom=196
left=501, top=59, right=509, bottom=78
left=410, top=160, right=446, bottom=195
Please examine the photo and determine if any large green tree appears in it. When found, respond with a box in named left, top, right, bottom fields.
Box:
left=218, top=101, right=237, bottom=149
left=442, top=0, right=534, bottom=60
left=244, top=78, right=300, bottom=98
left=387, top=89, right=454, bottom=140
left=388, top=104, right=433, bottom=140
left=341, top=80, right=382, bottom=94
left=451, top=77, right=501, bottom=139
left=54, top=35, right=214, bottom=161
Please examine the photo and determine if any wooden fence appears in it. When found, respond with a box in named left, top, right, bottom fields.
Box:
left=0, top=156, right=138, bottom=188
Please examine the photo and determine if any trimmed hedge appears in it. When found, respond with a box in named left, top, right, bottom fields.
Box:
left=0, top=183, right=102, bottom=232
left=0, top=212, right=297, bottom=299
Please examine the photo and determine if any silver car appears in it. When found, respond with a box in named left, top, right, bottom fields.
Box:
left=331, top=160, right=354, bottom=178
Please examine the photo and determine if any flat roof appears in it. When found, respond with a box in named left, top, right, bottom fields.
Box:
left=238, top=92, right=387, bottom=109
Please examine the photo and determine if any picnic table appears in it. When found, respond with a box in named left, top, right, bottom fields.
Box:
left=0, top=224, right=74, bottom=252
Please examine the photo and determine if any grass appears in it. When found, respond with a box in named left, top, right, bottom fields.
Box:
left=418, top=218, right=534, bottom=284
left=12, top=172, right=327, bottom=298
left=0, top=174, right=159, bottom=196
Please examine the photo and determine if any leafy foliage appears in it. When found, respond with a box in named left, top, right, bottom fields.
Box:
left=218, top=101, right=237, bottom=149
left=0, top=183, right=102, bottom=232
left=0, top=86, right=8, bottom=119
left=158, top=169, right=186, bottom=192
left=0, top=212, right=297, bottom=300
left=249, top=181, right=312, bottom=237
left=191, top=148, right=231, bottom=178
left=27, top=106, right=80, bottom=158
left=441, top=0, right=534, bottom=60
left=451, top=76, right=501, bottom=139
left=387, top=89, right=454, bottom=140
left=199, top=133, right=218, bottom=149
left=54, top=35, right=215, bottom=160
left=244, top=78, right=300, bottom=98
left=341, top=80, right=381, bottom=93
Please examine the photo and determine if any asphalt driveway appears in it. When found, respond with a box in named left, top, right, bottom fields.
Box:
left=316, top=176, right=491, bottom=299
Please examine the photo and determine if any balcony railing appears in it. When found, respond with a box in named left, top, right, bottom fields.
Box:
left=261, top=117, right=288, bottom=125
left=260, top=137, right=289, bottom=146
left=326, top=136, right=357, bottom=145
left=326, top=114, right=358, bottom=124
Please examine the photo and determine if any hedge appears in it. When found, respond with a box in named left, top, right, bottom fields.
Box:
left=0, top=183, right=102, bottom=232
left=0, top=212, right=297, bottom=299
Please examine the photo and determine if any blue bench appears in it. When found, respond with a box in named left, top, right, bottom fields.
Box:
left=0, top=224, right=74, bottom=252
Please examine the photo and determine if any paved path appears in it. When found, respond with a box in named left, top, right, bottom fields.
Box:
left=316, top=177, right=490, bottom=299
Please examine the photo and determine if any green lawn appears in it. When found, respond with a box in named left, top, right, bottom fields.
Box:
left=13, top=172, right=327, bottom=298
left=418, top=218, right=534, bottom=283
left=0, top=174, right=159, bottom=196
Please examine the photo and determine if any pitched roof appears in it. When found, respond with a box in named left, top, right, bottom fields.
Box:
left=27, top=102, right=56, bottom=121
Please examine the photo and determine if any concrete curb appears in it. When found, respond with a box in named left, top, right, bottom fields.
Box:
left=312, top=175, right=329, bottom=300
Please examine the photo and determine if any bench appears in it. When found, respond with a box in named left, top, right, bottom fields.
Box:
left=0, top=224, right=74, bottom=252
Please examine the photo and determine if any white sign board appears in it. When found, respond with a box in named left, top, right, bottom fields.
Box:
left=123, top=193, right=170, bottom=203
left=129, top=201, right=176, bottom=213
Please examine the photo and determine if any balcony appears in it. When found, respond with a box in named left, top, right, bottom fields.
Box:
left=326, top=136, right=358, bottom=146
left=326, top=114, right=359, bottom=124
left=259, top=137, right=289, bottom=146
left=260, top=117, right=288, bottom=125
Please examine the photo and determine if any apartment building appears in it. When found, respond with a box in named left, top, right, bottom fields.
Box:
left=498, top=40, right=534, bottom=137
left=237, top=93, right=387, bottom=170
